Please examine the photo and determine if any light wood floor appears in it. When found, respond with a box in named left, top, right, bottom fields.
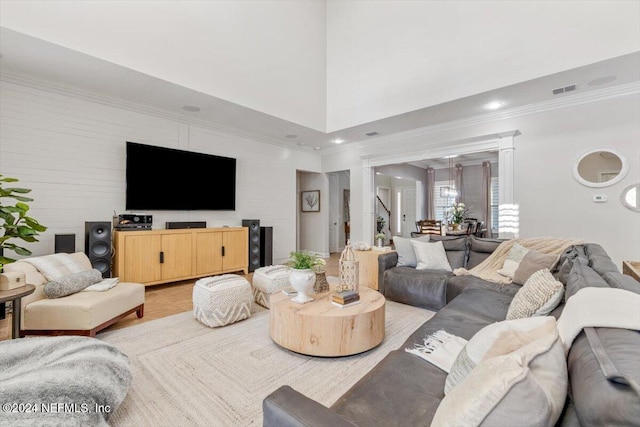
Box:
left=0, top=253, right=341, bottom=341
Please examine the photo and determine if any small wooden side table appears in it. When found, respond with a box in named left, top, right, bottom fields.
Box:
left=0, top=284, right=36, bottom=339
left=354, top=249, right=395, bottom=291
left=622, top=261, right=640, bottom=282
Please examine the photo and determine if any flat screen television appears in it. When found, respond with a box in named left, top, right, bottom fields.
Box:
left=126, top=142, right=236, bottom=210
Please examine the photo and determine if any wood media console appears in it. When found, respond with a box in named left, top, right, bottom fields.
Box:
left=113, top=227, right=248, bottom=286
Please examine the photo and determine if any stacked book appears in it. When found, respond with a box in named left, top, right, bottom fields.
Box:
left=331, top=290, right=361, bottom=308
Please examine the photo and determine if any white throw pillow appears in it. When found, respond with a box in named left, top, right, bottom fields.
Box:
left=506, top=268, right=564, bottom=320
left=411, top=240, right=452, bottom=272
left=393, top=235, right=430, bottom=267
left=433, top=319, right=567, bottom=427
left=444, top=316, right=554, bottom=394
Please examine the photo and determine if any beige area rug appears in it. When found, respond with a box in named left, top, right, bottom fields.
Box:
left=100, top=300, right=434, bottom=427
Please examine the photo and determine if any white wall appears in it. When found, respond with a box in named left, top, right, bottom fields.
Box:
left=0, top=78, right=321, bottom=264
left=0, top=1, right=328, bottom=131
left=297, top=171, right=329, bottom=256
left=326, top=1, right=640, bottom=131
left=323, top=92, right=640, bottom=267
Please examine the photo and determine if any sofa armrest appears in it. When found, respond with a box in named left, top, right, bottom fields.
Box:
left=263, top=386, right=356, bottom=427
left=378, top=252, right=398, bottom=294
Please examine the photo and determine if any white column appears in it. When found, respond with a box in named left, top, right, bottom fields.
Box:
left=362, top=160, right=375, bottom=245
left=498, top=131, right=519, bottom=239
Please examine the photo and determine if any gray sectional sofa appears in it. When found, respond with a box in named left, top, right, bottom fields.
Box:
left=263, top=241, right=640, bottom=426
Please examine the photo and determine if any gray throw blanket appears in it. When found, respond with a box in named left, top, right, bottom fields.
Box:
left=0, top=336, right=131, bottom=426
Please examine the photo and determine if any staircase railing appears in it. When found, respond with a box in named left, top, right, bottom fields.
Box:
left=376, top=196, right=392, bottom=234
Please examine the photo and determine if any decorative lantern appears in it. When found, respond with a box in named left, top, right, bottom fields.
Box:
left=338, top=243, right=359, bottom=293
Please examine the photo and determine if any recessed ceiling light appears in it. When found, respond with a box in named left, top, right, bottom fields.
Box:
left=484, top=101, right=504, bottom=110
left=285, top=134, right=298, bottom=139
left=365, top=131, right=379, bottom=137
left=182, top=105, right=200, bottom=112
left=443, top=155, right=459, bottom=159
left=395, top=176, right=403, bottom=179
left=375, top=172, right=382, bottom=175
left=332, top=138, right=345, bottom=144
left=314, top=146, right=322, bottom=151
left=297, top=142, right=307, bottom=147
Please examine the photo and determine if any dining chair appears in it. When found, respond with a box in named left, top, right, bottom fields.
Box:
left=415, top=219, right=442, bottom=236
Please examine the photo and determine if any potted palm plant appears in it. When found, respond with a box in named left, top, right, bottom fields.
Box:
left=0, top=175, right=47, bottom=270
left=287, top=251, right=323, bottom=304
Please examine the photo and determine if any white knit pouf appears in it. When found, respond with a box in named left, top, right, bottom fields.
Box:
left=251, top=265, right=292, bottom=308
left=193, top=274, right=252, bottom=327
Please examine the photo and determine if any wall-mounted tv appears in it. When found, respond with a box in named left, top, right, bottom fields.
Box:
left=126, top=142, right=236, bottom=210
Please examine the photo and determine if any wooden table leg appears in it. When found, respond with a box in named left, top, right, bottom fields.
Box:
left=12, top=298, right=21, bottom=339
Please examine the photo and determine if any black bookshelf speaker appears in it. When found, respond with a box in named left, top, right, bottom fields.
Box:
left=260, top=226, right=273, bottom=267
left=55, top=234, right=76, bottom=254
left=242, top=219, right=260, bottom=272
left=84, top=222, right=112, bottom=278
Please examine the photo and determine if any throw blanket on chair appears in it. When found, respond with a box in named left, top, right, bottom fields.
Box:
left=453, top=236, right=583, bottom=284
left=0, top=336, right=132, bottom=426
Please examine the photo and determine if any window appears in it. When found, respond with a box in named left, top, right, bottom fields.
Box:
left=434, top=180, right=454, bottom=222
left=490, top=177, right=499, bottom=232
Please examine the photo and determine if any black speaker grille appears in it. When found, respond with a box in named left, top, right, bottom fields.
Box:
left=85, top=221, right=112, bottom=278
left=242, top=219, right=261, bottom=272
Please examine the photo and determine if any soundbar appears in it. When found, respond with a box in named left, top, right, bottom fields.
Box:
left=166, top=221, right=207, bottom=229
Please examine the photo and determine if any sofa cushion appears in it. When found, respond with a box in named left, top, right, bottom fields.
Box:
left=393, top=235, right=431, bottom=267
left=446, top=275, right=520, bottom=304
left=433, top=321, right=567, bottom=427
left=43, top=269, right=104, bottom=299
left=444, top=316, right=556, bottom=393
left=23, top=282, right=144, bottom=330
left=412, top=240, right=452, bottom=272
left=430, top=235, right=467, bottom=269
left=602, top=271, right=640, bottom=294
left=585, top=244, right=619, bottom=275
left=467, top=236, right=503, bottom=269
left=564, top=260, right=609, bottom=301
left=331, top=350, right=444, bottom=427
left=512, top=250, right=558, bottom=285
left=568, top=327, right=640, bottom=426
left=383, top=267, right=449, bottom=311
left=506, top=269, right=564, bottom=320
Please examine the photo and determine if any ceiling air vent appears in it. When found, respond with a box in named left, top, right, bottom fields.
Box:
left=552, top=84, right=578, bottom=95
left=365, top=131, right=379, bottom=137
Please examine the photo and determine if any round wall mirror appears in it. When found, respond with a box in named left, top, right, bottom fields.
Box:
left=573, top=149, right=629, bottom=188
left=621, top=183, right=640, bottom=212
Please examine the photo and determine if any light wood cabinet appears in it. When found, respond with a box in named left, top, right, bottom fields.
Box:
left=354, top=249, right=395, bottom=291
left=114, top=227, right=248, bottom=286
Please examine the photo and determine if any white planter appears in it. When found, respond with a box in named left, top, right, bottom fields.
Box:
left=289, top=268, right=315, bottom=304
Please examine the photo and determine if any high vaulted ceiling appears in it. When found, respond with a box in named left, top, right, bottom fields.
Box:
left=1, top=1, right=639, bottom=152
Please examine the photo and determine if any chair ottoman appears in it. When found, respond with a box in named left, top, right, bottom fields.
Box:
left=193, top=274, right=252, bottom=327
left=252, top=265, right=292, bottom=308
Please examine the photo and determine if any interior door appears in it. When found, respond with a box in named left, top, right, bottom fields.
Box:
left=329, top=174, right=339, bottom=252
left=401, top=188, right=416, bottom=237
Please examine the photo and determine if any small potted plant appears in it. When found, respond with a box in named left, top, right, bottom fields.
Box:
left=287, top=251, right=323, bottom=304
left=375, top=233, right=386, bottom=247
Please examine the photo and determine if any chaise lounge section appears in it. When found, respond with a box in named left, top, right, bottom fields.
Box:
left=4, top=252, right=145, bottom=337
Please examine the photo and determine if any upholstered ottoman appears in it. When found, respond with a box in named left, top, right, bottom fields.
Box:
left=252, top=265, right=292, bottom=308
left=193, top=274, right=252, bottom=327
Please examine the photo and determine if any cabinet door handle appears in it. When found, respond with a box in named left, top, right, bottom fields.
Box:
left=159, top=251, right=164, bottom=263
left=221, top=246, right=226, bottom=257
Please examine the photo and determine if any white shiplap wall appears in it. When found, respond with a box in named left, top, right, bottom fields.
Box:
left=0, top=78, right=321, bottom=264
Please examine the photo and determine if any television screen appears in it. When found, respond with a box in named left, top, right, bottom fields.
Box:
left=126, top=142, right=236, bottom=210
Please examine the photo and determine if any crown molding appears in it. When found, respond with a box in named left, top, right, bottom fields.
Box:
left=0, top=68, right=312, bottom=153
left=321, top=81, right=640, bottom=156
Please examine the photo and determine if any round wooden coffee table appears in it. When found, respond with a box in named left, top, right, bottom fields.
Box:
left=269, top=285, right=385, bottom=357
